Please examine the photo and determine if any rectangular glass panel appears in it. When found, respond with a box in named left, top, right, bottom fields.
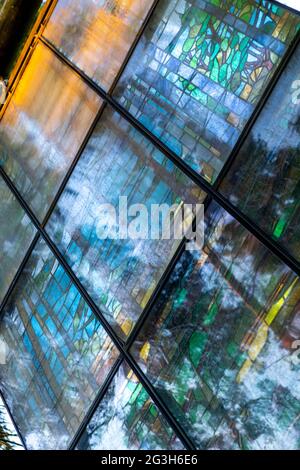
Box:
left=76, top=362, right=184, bottom=450
left=0, top=176, right=36, bottom=304
left=221, top=44, right=300, bottom=262
left=0, top=395, right=24, bottom=450
left=0, top=42, right=102, bottom=221
left=114, top=0, right=300, bottom=183
left=131, top=202, right=300, bottom=449
left=0, top=238, right=119, bottom=450
left=44, top=0, right=154, bottom=91
left=46, top=106, right=205, bottom=340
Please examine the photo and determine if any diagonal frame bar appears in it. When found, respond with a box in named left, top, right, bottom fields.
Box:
left=0, top=386, right=27, bottom=450
left=0, top=164, right=195, bottom=451
left=39, top=28, right=300, bottom=278
left=0, top=0, right=300, bottom=452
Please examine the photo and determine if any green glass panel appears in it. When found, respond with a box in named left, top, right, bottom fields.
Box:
left=0, top=239, right=118, bottom=449
left=0, top=176, right=36, bottom=304
left=76, top=362, right=184, bottom=450
left=114, top=0, right=300, bottom=182
left=131, top=202, right=300, bottom=449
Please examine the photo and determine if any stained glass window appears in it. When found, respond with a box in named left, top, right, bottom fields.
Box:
left=0, top=176, right=36, bottom=304
left=114, top=0, right=300, bottom=182
left=44, top=0, right=154, bottom=91
left=0, top=239, right=119, bottom=449
left=221, top=43, right=300, bottom=262
left=76, top=362, right=184, bottom=450
left=0, top=42, right=102, bottom=221
left=131, top=202, right=300, bottom=449
left=46, top=106, right=205, bottom=340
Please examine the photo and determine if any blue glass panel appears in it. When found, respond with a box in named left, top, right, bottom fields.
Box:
left=0, top=239, right=118, bottom=449
left=114, top=0, right=300, bottom=182
left=76, top=362, right=184, bottom=450
left=47, top=106, right=205, bottom=340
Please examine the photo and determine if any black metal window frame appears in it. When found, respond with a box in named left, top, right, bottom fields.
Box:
left=0, top=0, right=300, bottom=451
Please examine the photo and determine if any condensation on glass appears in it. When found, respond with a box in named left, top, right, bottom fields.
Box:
left=131, top=202, right=300, bottom=449
left=46, top=106, right=206, bottom=340
left=76, top=362, right=184, bottom=450
left=0, top=177, right=36, bottom=305
left=221, top=43, right=300, bottom=262
left=0, top=395, right=24, bottom=450
left=0, top=42, right=102, bottom=221
left=44, top=0, right=154, bottom=91
left=0, top=239, right=119, bottom=450
left=114, top=0, right=300, bottom=183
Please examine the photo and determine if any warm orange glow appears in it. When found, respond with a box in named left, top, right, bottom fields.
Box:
left=0, top=42, right=102, bottom=219
left=44, top=0, right=154, bottom=90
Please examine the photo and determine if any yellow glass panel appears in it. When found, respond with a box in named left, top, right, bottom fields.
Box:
left=0, top=42, right=102, bottom=220
left=44, top=0, right=154, bottom=91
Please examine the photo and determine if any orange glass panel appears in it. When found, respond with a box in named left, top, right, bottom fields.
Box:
left=44, top=0, right=154, bottom=90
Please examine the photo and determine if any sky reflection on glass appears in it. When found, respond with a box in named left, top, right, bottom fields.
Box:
left=0, top=239, right=118, bottom=449
left=114, top=0, right=300, bottom=182
left=132, top=202, right=300, bottom=449
left=0, top=43, right=102, bottom=221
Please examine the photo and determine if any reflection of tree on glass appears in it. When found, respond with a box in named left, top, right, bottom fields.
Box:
left=0, top=239, right=118, bottom=450
left=221, top=45, right=300, bottom=262
left=0, top=42, right=101, bottom=221
left=131, top=203, right=300, bottom=449
left=114, top=0, right=300, bottom=182
left=0, top=177, right=36, bottom=304
left=46, top=107, right=205, bottom=340
left=0, top=397, right=23, bottom=450
left=44, top=0, right=154, bottom=91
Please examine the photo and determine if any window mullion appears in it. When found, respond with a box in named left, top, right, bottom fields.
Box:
left=0, top=164, right=194, bottom=451
left=38, top=29, right=300, bottom=278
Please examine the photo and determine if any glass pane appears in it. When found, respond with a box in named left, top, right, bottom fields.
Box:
left=131, top=202, right=300, bottom=449
left=0, top=238, right=119, bottom=450
left=221, top=44, right=300, bottom=262
left=0, top=395, right=24, bottom=450
left=0, top=176, right=36, bottom=304
left=44, top=0, right=154, bottom=91
left=114, top=0, right=300, bottom=183
left=76, top=362, right=184, bottom=450
left=47, top=106, right=205, bottom=340
left=0, top=42, right=102, bottom=221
